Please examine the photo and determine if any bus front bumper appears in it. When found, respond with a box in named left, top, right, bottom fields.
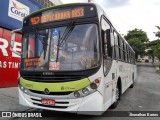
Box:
left=18, top=87, right=104, bottom=115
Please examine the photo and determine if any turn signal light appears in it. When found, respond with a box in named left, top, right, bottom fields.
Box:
left=95, top=79, right=100, bottom=84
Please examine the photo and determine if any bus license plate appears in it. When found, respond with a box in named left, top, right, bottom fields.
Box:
left=41, top=99, right=55, bottom=106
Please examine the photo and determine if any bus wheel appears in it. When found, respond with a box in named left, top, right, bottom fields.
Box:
left=110, top=85, right=120, bottom=109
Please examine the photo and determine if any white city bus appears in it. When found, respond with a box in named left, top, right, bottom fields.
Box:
left=11, top=3, right=136, bottom=115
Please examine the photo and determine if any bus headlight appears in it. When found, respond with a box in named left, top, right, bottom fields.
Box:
left=24, top=89, right=28, bottom=93
left=74, top=91, right=81, bottom=98
left=82, top=88, right=90, bottom=95
left=19, top=84, right=28, bottom=93
left=20, top=86, right=24, bottom=90
left=74, top=78, right=101, bottom=98
left=90, top=83, right=97, bottom=89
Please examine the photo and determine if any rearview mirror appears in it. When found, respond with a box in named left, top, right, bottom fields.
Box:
left=10, top=29, right=22, bottom=56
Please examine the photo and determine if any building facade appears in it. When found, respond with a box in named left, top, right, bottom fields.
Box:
left=36, top=0, right=62, bottom=7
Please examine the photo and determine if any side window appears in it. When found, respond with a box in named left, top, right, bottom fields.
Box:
left=113, top=31, right=119, bottom=60
left=126, top=46, right=129, bottom=62
left=130, top=50, right=132, bottom=63
left=101, top=17, right=111, bottom=57
left=122, top=41, right=125, bottom=61
left=131, top=52, right=133, bottom=63
left=120, top=38, right=124, bottom=61
left=133, top=52, right=135, bottom=64
left=104, top=32, right=108, bottom=55
left=128, top=49, right=130, bottom=63
left=126, top=45, right=129, bottom=62
left=124, top=43, right=127, bottom=62
left=118, top=36, right=121, bottom=60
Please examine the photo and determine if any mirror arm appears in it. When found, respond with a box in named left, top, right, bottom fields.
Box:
left=11, top=28, right=22, bottom=34
left=10, top=28, right=22, bottom=56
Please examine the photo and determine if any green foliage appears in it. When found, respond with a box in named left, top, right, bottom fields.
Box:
left=153, top=26, right=160, bottom=60
left=145, top=40, right=160, bottom=62
left=124, top=28, right=149, bottom=43
left=124, top=28, right=149, bottom=59
left=153, top=43, right=160, bottom=60
left=127, top=38, right=145, bottom=59
left=155, top=26, right=160, bottom=38
left=153, top=43, right=160, bottom=69
left=146, top=40, right=160, bottom=47
left=146, top=25, right=160, bottom=64
left=146, top=40, right=160, bottom=62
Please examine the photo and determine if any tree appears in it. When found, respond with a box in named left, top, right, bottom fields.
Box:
left=154, top=26, right=160, bottom=39
left=145, top=40, right=160, bottom=62
left=124, top=28, right=149, bottom=43
left=124, top=28, right=149, bottom=59
left=127, top=38, right=145, bottom=59
left=153, top=44, right=160, bottom=60
left=150, top=26, right=160, bottom=61
left=153, top=43, right=160, bottom=69
left=146, top=40, right=160, bottom=47
left=146, top=26, right=160, bottom=68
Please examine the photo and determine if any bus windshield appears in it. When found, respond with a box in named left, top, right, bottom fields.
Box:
left=22, top=23, right=100, bottom=71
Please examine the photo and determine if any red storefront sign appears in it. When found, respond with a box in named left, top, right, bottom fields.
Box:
left=0, top=28, right=21, bottom=87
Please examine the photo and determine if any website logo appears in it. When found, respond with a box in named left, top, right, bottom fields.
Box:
left=12, top=1, right=28, bottom=13
left=8, top=0, right=30, bottom=21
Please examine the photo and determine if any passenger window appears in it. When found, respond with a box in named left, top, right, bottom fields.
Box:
left=113, top=31, right=119, bottom=60
left=101, top=17, right=111, bottom=57
left=120, top=38, right=124, bottom=61
left=124, top=43, right=127, bottom=62
left=118, top=36, right=121, bottom=60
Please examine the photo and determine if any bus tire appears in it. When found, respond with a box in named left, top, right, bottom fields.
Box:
left=130, top=83, right=134, bottom=88
left=110, top=85, right=120, bottom=109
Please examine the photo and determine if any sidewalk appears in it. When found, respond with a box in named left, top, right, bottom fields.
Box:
left=0, top=87, right=31, bottom=111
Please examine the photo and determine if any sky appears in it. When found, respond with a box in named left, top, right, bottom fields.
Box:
left=60, top=0, right=160, bottom=41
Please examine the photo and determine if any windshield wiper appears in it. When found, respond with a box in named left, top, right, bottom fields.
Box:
left=56, top=21, right=75, bottom=62
left=58, top=21, right=75, bottom=47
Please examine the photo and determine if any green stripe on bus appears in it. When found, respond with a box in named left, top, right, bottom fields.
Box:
left=20, top=77, right=90, bottom=92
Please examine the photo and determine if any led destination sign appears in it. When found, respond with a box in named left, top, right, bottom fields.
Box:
left=30, top=7, right=84, bottom=25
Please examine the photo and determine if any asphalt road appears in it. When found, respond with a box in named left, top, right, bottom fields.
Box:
left=4, top=63, right=160, bottom=120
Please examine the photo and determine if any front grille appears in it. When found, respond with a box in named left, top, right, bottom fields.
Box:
left=31, top=98, right=69, bottom=104
left=33, top=103, right=68, bottom=109
left=22, top=75, right=84, bottom=82
left=31, top=97, right=69, bottom=109
left=29, top=90, right=72, bottom=95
